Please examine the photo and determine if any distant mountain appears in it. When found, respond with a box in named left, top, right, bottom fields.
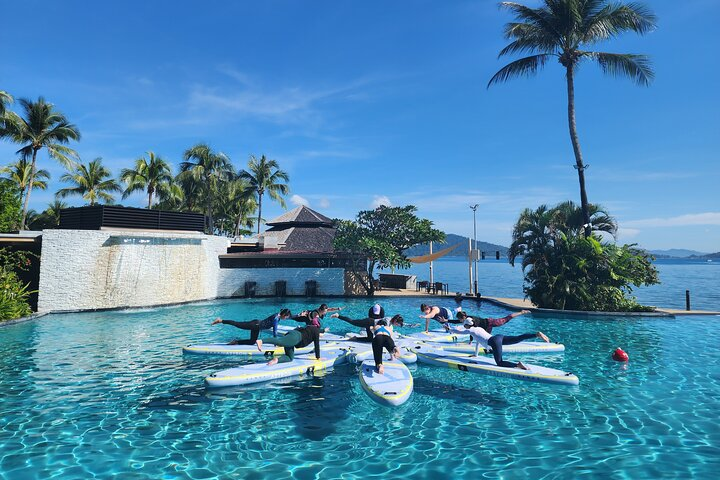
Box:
left=689, top=252, right=720, bottom=260
left=649, top=249, right=709, bottom=258
left=405, top=233, right=508, bottom=258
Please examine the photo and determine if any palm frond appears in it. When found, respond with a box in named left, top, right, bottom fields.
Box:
left=583, top=2, right=657, bottom=42
left=488, top=54, right=552, bottom=87
left=584, top=51, right=654, bottom=85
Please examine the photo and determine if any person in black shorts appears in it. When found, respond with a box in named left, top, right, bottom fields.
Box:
left=211, top=308, right=292, bottom=345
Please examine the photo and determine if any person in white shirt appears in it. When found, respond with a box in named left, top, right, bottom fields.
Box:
left=445, top=317, right=550, bottom=370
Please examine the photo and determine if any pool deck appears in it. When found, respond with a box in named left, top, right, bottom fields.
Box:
left=374, top=289, right=720, bottom=317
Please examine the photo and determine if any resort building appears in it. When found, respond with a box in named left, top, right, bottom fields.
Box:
left=1, top=205, right=365, bottom=314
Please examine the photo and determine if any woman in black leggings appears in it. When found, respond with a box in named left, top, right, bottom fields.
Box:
left=331, top=312, right=404, bottom=341
left=211, top=308, right=292, bottom=345
left=370, top=320, right=400, bottom=374
left=256, top=325, right=322, bottom=365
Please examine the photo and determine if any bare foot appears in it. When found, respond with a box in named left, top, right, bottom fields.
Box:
left=392, top=348, right=401, bottom=360
left=517, top=361, right=529, bottom=370
left=330, top=313, right=339, bottom=318
left=377, top=364, right=385, bottom=375
left=537, top=332, right=550, bottom=343
left=211, top=318, right=222, bottom=325
left=255, top=339, right=263, bottom=352
left=266, top=357, right=278, bottom=366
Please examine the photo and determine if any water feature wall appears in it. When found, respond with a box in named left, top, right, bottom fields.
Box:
left=37, top=229, right=229, bottom=312
left=217, top=267, right=345, bottom=297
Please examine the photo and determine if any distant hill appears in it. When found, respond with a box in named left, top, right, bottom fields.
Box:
left=689, top=252, right=720, bottom=260
left=649, top=249, right=708, bottom=258
left=405, top=233, right=508, bottom=258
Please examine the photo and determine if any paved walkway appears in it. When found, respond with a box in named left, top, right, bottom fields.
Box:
left=374, top=289, right=720, bottom=316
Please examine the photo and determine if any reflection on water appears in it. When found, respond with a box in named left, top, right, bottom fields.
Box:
left=0, top=297, right=719, bottom=478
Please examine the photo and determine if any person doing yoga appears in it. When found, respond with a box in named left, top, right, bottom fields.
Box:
left=444, top=317, right=550, bottom=370
left=419, top=304, right=462, bottom=332
left=211, top=308, right=292, bottom=345
left=256, top=325, right=322, bottom=366
left=370, top=319, right=400, bottom=375
left=331, top=310, right=404, bottom=341
left=451, top=310, right=531, bottom=334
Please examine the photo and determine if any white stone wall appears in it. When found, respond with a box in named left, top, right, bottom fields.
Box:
left=217, top=267, right=345, bottom=297
left=37, top=229, right=229, bottom=312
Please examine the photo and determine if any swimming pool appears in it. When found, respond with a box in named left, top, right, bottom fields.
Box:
left=1, top=297, right=718, bottom=478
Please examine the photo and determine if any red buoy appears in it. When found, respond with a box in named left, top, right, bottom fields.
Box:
left=612, top=348, right=629, bottom=362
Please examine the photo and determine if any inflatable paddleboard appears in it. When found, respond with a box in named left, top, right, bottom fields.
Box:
left=402, top=331, right=470, bottom=343
left=183, top=340, right=339, bottom=358
left=413, top=346, right=579, bottom=386
left=276, top=325, right=347, bottom=342
left=359, top=359, right=413, bottom=406
left=205, top=348, right=351, bottom=388
left=350, top=346, right=418, bottom=365
left=439, top=342, right=565, bottom=355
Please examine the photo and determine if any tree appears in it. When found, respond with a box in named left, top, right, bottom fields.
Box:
left=0, top=158, right=50, bottom=206
left=27, top=200, right=67, bottom=230
left=0, top=91, right=12, bottom=117
left=0, top=179, right=22, bottom=232
left=1, top=97, right=80, bottom=229
left=489, top=0, right=656, bottom=237
left=120, top=151, right=175, bottom=208
left=508, top=201, right=659, bottom=311
left=213, top=178, right=257, bottom=237
left=238, top=155, right=289, bottom=235
left=334, top=205, right=446, bottom=295
left=56, top=158, right=120, bottom=206
left=179, top=144, right=233, bottom=233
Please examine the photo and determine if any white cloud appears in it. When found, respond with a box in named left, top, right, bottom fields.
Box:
left=624, top=212, right=720, bottom=228
left=617, top=228, right=641, bottom=240
left=318, top=198, right=330, bottom=209
left=371, top=195, right=392, bottom=208
left=290, top=194, right=310, bottom=207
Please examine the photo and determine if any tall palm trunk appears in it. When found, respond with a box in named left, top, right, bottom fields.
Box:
left=566, top=64, right=592, bottom=238
left=20, top=148, right=39, bottom=230
left=147, top=186, right=154, bottom=209
left=256, top=191, right=263, bottom=235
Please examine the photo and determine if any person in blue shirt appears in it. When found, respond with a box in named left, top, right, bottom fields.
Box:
left=211, top=308, right=292, bottom=345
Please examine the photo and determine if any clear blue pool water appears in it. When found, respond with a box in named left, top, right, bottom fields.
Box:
left=1, top=297, right=719, bottom=479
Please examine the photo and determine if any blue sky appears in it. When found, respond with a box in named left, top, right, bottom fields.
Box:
left=1, top=0, right=718, bottom=252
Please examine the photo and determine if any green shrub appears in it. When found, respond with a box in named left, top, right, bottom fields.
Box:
left=0, top=247, right=34, bottom=321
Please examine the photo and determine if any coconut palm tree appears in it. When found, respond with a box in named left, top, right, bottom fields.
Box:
left=0, top=91, right=12, bottom=117
left=238, top=155, right=289, bottom=235
left=56, top=158, right=120, bottom=206
left=1, top=97, right=80, bottom=229
left=120, top=151, right=175, bottom=208
left=0, top=158, right=50, bottom=206
left=27, top=200, right=68, bottom=230
left=489, top=0, right=656, bottom=237
left=179, top=144, right=233, bottom=233
left=509, top=201, right=617, bottom=268
left=226, top=178, right=258, bottom=237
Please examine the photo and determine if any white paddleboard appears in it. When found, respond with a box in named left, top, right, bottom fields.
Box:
left=359, top=359, right=413, bottom=406
left=439, top=342, right=565, bottom=355
left=413, top=346, right=579, bottom=386
left=402, top=331, right=470, bottom=343
left=205, top=348, right=351, bottom=387
left=183, top=340, right=338, bottom=358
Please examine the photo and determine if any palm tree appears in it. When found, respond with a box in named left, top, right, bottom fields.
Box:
left=2, top=97, right=81, bottom=229
left=238, top=155, right=289, bottom=234
left=226, top=178, right=258, bottom=237
left=56, top=158, right=120, bottom=206
left=0, top=91, right=12, bottom=117
left=27, top=200, right=68, bottom=230
left=179, top=144, right=233, bottom=233
left=0, top=158, right=50, bottom=205
left=120, top=151, right=175, bottom=208
left=489, top=0, right=656, bottom=237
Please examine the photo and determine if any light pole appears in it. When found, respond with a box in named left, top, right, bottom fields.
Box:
left=470, top=204, right=479, bottom=296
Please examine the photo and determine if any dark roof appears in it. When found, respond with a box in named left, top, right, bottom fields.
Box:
left=265, top=206, right=333, bottom=227
left=263, top=226, right=336, bottom=253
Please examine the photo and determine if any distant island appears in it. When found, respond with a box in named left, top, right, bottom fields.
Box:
left=689, top=252, right=720, bottom=260
left=405, top=233, right=509, bottom=258
left=648, top=249, right=709, bottom=259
